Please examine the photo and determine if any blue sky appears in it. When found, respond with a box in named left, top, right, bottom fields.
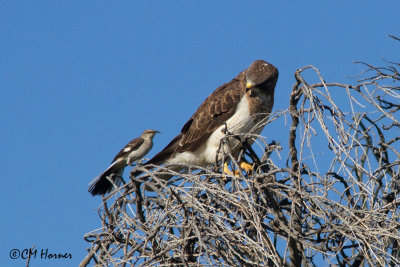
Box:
left=1, top=1, right=399, bottom=266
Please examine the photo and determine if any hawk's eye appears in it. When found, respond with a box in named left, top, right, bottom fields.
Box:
left=260, top=77, right=275, bottom=87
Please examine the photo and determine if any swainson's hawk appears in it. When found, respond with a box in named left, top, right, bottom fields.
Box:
left=146, top=60, right=278, bottom=173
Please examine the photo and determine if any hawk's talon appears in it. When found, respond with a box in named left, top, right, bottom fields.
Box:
left=240, top=161, right=254, bottom=173
left=223, top=161, right=254, bottom=178
left=223, top=162, right=233, bottom=180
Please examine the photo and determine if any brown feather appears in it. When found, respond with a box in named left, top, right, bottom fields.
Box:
left=147, top=72, right=246, bottom=164
left=147, top=59, right=278, bottom=167
left=177, top=72, right=245, bottom=153
left=146, top=134, right=182, bottom=165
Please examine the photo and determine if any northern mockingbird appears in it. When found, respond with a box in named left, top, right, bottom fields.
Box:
left=88, top=129, right=159, bottom=196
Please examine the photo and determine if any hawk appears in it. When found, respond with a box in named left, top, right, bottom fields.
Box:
left=89, top=129, right=159, bottom=196
left=145, top=60, right=278, bottom=174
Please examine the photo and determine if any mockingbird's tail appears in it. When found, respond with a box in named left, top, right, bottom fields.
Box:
left=88, top=161, right=124, bottom=196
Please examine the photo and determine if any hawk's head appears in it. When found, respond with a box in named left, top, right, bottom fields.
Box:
left=245, top=60, right=278, bottom=94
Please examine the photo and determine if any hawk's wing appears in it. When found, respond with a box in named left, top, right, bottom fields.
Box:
left=147, top=71, right=245, bottom=165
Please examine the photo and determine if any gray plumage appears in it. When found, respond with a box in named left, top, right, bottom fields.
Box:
left=89, top=129, right=159, bottom=196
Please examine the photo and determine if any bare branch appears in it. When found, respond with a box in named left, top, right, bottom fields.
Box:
left=82, top=54, right=400, bottom=266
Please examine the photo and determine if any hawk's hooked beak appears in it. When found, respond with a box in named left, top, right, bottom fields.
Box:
left=246, top=81, right=254, bottom=92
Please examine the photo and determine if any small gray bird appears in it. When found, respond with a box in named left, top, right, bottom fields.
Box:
left=88, top=129, right=159, bottom=196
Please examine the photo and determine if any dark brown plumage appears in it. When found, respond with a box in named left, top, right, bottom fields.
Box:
left=147, top=60, right=278, bottom=168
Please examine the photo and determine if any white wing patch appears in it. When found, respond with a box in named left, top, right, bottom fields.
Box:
left=123, top=147, right=132, bottom=153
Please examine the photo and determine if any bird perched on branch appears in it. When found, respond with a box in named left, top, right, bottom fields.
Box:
left=88, top=129, right=159, bottom=196
left=145, top=60, right=278, bottom=176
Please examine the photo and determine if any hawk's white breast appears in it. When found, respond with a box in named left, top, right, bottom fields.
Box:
left=167, top=95, right=263, bottom=166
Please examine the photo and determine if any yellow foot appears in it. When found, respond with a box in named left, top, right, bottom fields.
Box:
left=222, top=162, right=234, bottom=180
left=223, top=162, right=232, bottom=175
left=223, top=161, right=254, bottom=177
left=240, top=161, right=254, bottom=173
